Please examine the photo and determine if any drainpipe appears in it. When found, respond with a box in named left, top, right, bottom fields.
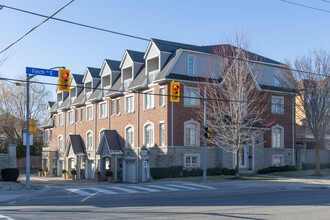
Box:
left=137, top=92, right=140, bottom=182
left=94, top=102, right=97, bottom=178
left=292, top=96, right=295, bottom=165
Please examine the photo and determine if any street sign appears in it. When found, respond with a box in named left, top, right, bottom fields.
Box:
left=23, top=133, right=33, bottom=146
left=140, top=150, right=148, bottom=156
left=22, top=129, right=27, bottom=133
left=26, top=67, right=59, bottom=77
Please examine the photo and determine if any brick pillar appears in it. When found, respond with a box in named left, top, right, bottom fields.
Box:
left=8, top=144, right=17, bottom=168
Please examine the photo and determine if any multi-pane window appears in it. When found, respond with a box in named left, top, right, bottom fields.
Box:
left=144, top=124, right=154, bottom=147
left=272, top=96, right=284, bottom=114
left=160, top=123, right=165, bottom=146
left=116, top=99, right=120, bottom=114
left=272, top=126, right=283, bottom=148
left=53, top=115, right=56, bottom=127
left=125, top=127, right=134, bottom=148
left=44, top=130, right=49, bottom=143
left=159, top=88, right=165, bottom=106
left=100, top=102, right=107, bottom=118
left=184, top=87, right=200, bottom=107
left=272, top=155, right=284, bottom=166
left=188, top=56, right=195, bottom=75
left=50, top=130, right=53, bottom=142
left=111, top=100, right=115, bottom=116
left=75, top=109, right=78, bottom=123
left=58, top=136, right=63, bottom=152
left=68, top=111, right=73, bottom=124
left=87, top=132, right=93, bottom=150
left=87, top=106, right=93, bottom=121
left=80, top=108, right=84, bottom=121
left=184, top=154, right=199, bottom=168
left=59, top=113, right=63, bottom=126
left=125, top=96, right=134, bottom=113
left=144, top=91, right=154, bottom=109
left=185, top=122, right=198, bottom=146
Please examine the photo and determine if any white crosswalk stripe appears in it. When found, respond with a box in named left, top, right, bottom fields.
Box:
left=182, top=182, right=217, bottom=190
left=166, top=184, right=200, bottom=190
left=66, top=188, right=92, bottom=196
left=147, top=185, right=180, bottom=191
left=128, top=185, right=160, bottom=192
left=88, top=187, right=118, bottom=194
left=107, top=186, right=140, bottom=193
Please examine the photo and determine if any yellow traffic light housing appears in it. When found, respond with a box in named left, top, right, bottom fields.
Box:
left=204, top=127, right=211, bottom=139
left=59, top=69, right=70, bottom=92
left=170, top=82, right=180, bottom=102
left=28, top=119, right=38, bottom=134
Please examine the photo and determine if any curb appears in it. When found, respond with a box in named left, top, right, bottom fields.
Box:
left=0, top=187, right=50, bottom=206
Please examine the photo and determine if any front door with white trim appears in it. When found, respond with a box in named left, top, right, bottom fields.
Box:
left=239, top=146, right=248, bottom=168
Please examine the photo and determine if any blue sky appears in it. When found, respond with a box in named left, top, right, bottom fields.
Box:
left=0, top=0, right=329, bottom=97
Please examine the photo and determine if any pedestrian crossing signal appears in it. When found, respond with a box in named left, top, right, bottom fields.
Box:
left=204, top=127, right=211, bottom=139
left=170, top=82, right=180, bottom=102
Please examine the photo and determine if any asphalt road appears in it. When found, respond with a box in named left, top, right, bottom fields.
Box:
left=1, top=180, right=330, bottom=219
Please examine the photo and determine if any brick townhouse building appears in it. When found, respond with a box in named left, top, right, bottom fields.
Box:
left=41, top=38, right=297, bottom=182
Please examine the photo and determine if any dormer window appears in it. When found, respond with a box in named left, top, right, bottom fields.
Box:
left=274, top=69, right=280, bottom=86
left=85, top=82, right=92, bottom=95
left=147, top=57, right=159, bottom=84
left=188, top=56, right=195, bottom=75
left=102, top=75, right=110, bottom=88
left=57, top=93, right=62, bottom=103
left=70, top=88, right=76, bottom=102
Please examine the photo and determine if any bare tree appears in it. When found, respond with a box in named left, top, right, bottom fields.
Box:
left=0, top=78, right=50, bottom=145
left=287, top=49, right=330, bottom=175
left=199, top=36, right=271, bottom=178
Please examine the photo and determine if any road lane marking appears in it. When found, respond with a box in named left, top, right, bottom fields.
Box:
left=166, top=184, right=200, bottom=190
left=107, top=186, right=140, bottom=194
left=88, top=187, right=118, bottom=194
left=182, top=183, right=217, bottom=189
left=66, top=188, right=92, bottom=196
left=147, top=185, right=180, bottom=191
left=128, top=185, right=160, bottom=192
left=0, top=214, right=15, bottom=220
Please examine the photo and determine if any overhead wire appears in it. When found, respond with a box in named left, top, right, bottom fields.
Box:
left=0, top=0, right=76, bottom=54
left=279, top=0, right=330, bottom=13
left=0, top=4, right=329, bottom=78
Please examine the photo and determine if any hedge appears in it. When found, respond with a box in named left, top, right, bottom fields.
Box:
left=207, top=167, right=222, bottom=176
left=302, top=163, right=330, bottom=170
left=221, top=168, right=236, bottom=175
left=169, top=166, right=183, bottom=178
left=257, top=165, right=298, bottom=174
left=1, top=168, right=19, bottom=181
left=150, top=167, right=170, bottom=180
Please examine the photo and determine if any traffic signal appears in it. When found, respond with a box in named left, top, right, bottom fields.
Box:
left=204, top=127, right=211, bottom=139
left=170, top=82, right=180, bottom=102
left=28, top=119, right=38, bottom=134
left=59, top=69, right=70, bottom=92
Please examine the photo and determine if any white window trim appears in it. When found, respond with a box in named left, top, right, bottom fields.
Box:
left=272, top=155, right=284, bottom=166
left=116, top=98, right=121, bottom=115
left=99, top=129, right=105, bottom=143
left=125, top=125, right=134, bottom=148
left=271, top=96, right=284, bottom=114
left=184, top=154, right=200, bottom=168
left=86, top=105, right=93, bottom=121
left=99, top=101, right=107, bottom=119
left=143, top=121, right=154, bottom=147
left=143, top=89, right=155, bottom=110
left=271, top=125, right=284, bottom=148
left=184, top=86, right=200, bottom=107
left=45, top=130, right=49, bottom=143
left=159, top=86, right=166, bottom=107
left=125, top=94, right=135, bottom=114
left=159, top=123, right=165, bottom=146
left=184, top=120, right=200, bottom=146
left=86, top=130, right=93, bottom=151
left=58, top=135, right=63, bottom=152
left=111, top=100, right=115, bottom=116
left=59, top=113, right=63, bottom=126
left=188, top=55, right=196, bottom=75
left=68, top=110, right=73, bottom=124
left=80, top=108, right=84, bottom=122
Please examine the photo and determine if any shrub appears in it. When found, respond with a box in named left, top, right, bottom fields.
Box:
left=1, top=168, right=19, bottom=182
left=207, top=167, right=222, bottom=176
left=37, top=168, right=43, bottom=172
left=150, top=167, right=170, bottom=179
left=61, top=169, right=67, bottom=174
left=44, top=168, right=48, bottom=172
left=169, top=166, right=183, bottom=178
left=257, top=165, right=298, bottom=174
left=221, top=168, right=236, bottom=175
left=302, top=163, right=330, bottom=170
left=71, top=169, right=77, bottom=175
left=188, top=168, right=203, bottom=177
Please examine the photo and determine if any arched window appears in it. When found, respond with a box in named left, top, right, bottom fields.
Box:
left=87, top=132, right=93, bottom=150
left=125, top=126, right=134, bottom=148
left=99, top=129, right=105, bottom=142
left=58, top=136, right=63, bottom=152
left=184, top=121, right=199, bottom=146
left=272, top=125, right=284, bottom=148
left=144, top=123, right=154, bottom=147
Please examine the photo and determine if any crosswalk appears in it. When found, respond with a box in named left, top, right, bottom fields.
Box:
left=65, top=182, right=217, bottom=196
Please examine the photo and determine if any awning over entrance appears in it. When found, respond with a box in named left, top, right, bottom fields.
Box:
left=96, top=130, right=124, bottom=156
left=65, top=135, right=86, bottom=157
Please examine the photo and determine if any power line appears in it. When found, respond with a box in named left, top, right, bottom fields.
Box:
left=321, top=0, right=330, bottom=3
left=0, top=4, right=329, bottom=78
left=0, top=0, right=76, bottom=54
left=279, top=0, right=330, bottom=13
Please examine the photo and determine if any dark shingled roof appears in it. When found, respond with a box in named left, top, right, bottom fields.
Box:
left=87, top=82, right=102, bottom=102
left=127, top=64, right=147, bottom=90
left=50, top=101, right=58, bottom=112
left=72, top=89, right=85, bottom=106
left=87, top=67, right=101, bottom=78
left=68, top=135, right=86, bottom=155
left=166, top=73, right=221, bottom=83
left=72, top=74, right=84, bottom=84
left=126, top=50, right=145, bottom=63
left=259, top=84, right=298, bottom=93
left=40, top=118, right=53, bottom=128
left=103, top=130, right=123, bottom=152
left=48, top=102, right=55, bottom=108
left=58, top=95, right=70, bottom=110
left=106, top=75, right=122, bottom=97
left=105, top=59, right=121, bottom=72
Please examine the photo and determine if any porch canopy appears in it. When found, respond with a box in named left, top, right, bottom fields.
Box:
left=96, top=130, right=124, bottom=157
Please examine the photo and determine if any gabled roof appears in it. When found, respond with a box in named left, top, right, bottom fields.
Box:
left=72, top=74, right=84, bottom=85
left=58, top=95, right=70, bottom=110
left=151, top=38, right=201, bottom=53
left=127, top=64, right=147, bottom=90
left=65, top=135, right=86, bottom=156
left=104, top=59, right=121, bottom=72
left=72, top=89, right=85, bottom=106
left=50, top=101, right=58, bottom=112
left=126, top=50, right=145, bottom=63
left=47, top=102, right=55, bottom=108
left=87, top=82, right=103, bottom=102
left=106, top=75, right=122, bottom=97
left=40, top=118, right=53, bottom=128
left=96, top=130, right=123, bottom=156
left=87, top=67, right=101, bottom=78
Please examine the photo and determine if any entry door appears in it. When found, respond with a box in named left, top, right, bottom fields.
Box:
left=125, top=160, right=136, bottom=183
left=239, top=146, right=248, bottom=168
left=58, top=160, right=64, bottom=176
left=87, top=160, right=95, bottom=179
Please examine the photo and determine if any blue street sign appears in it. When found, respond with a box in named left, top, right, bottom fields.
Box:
left=22, top=129, right=27, bottom=133
left=26, top=67, right=59, bottom=77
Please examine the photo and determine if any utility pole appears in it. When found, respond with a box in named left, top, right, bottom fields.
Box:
left=25, top=74, right=31, bottom=189
left=203, top=86, right=207, bottom=183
